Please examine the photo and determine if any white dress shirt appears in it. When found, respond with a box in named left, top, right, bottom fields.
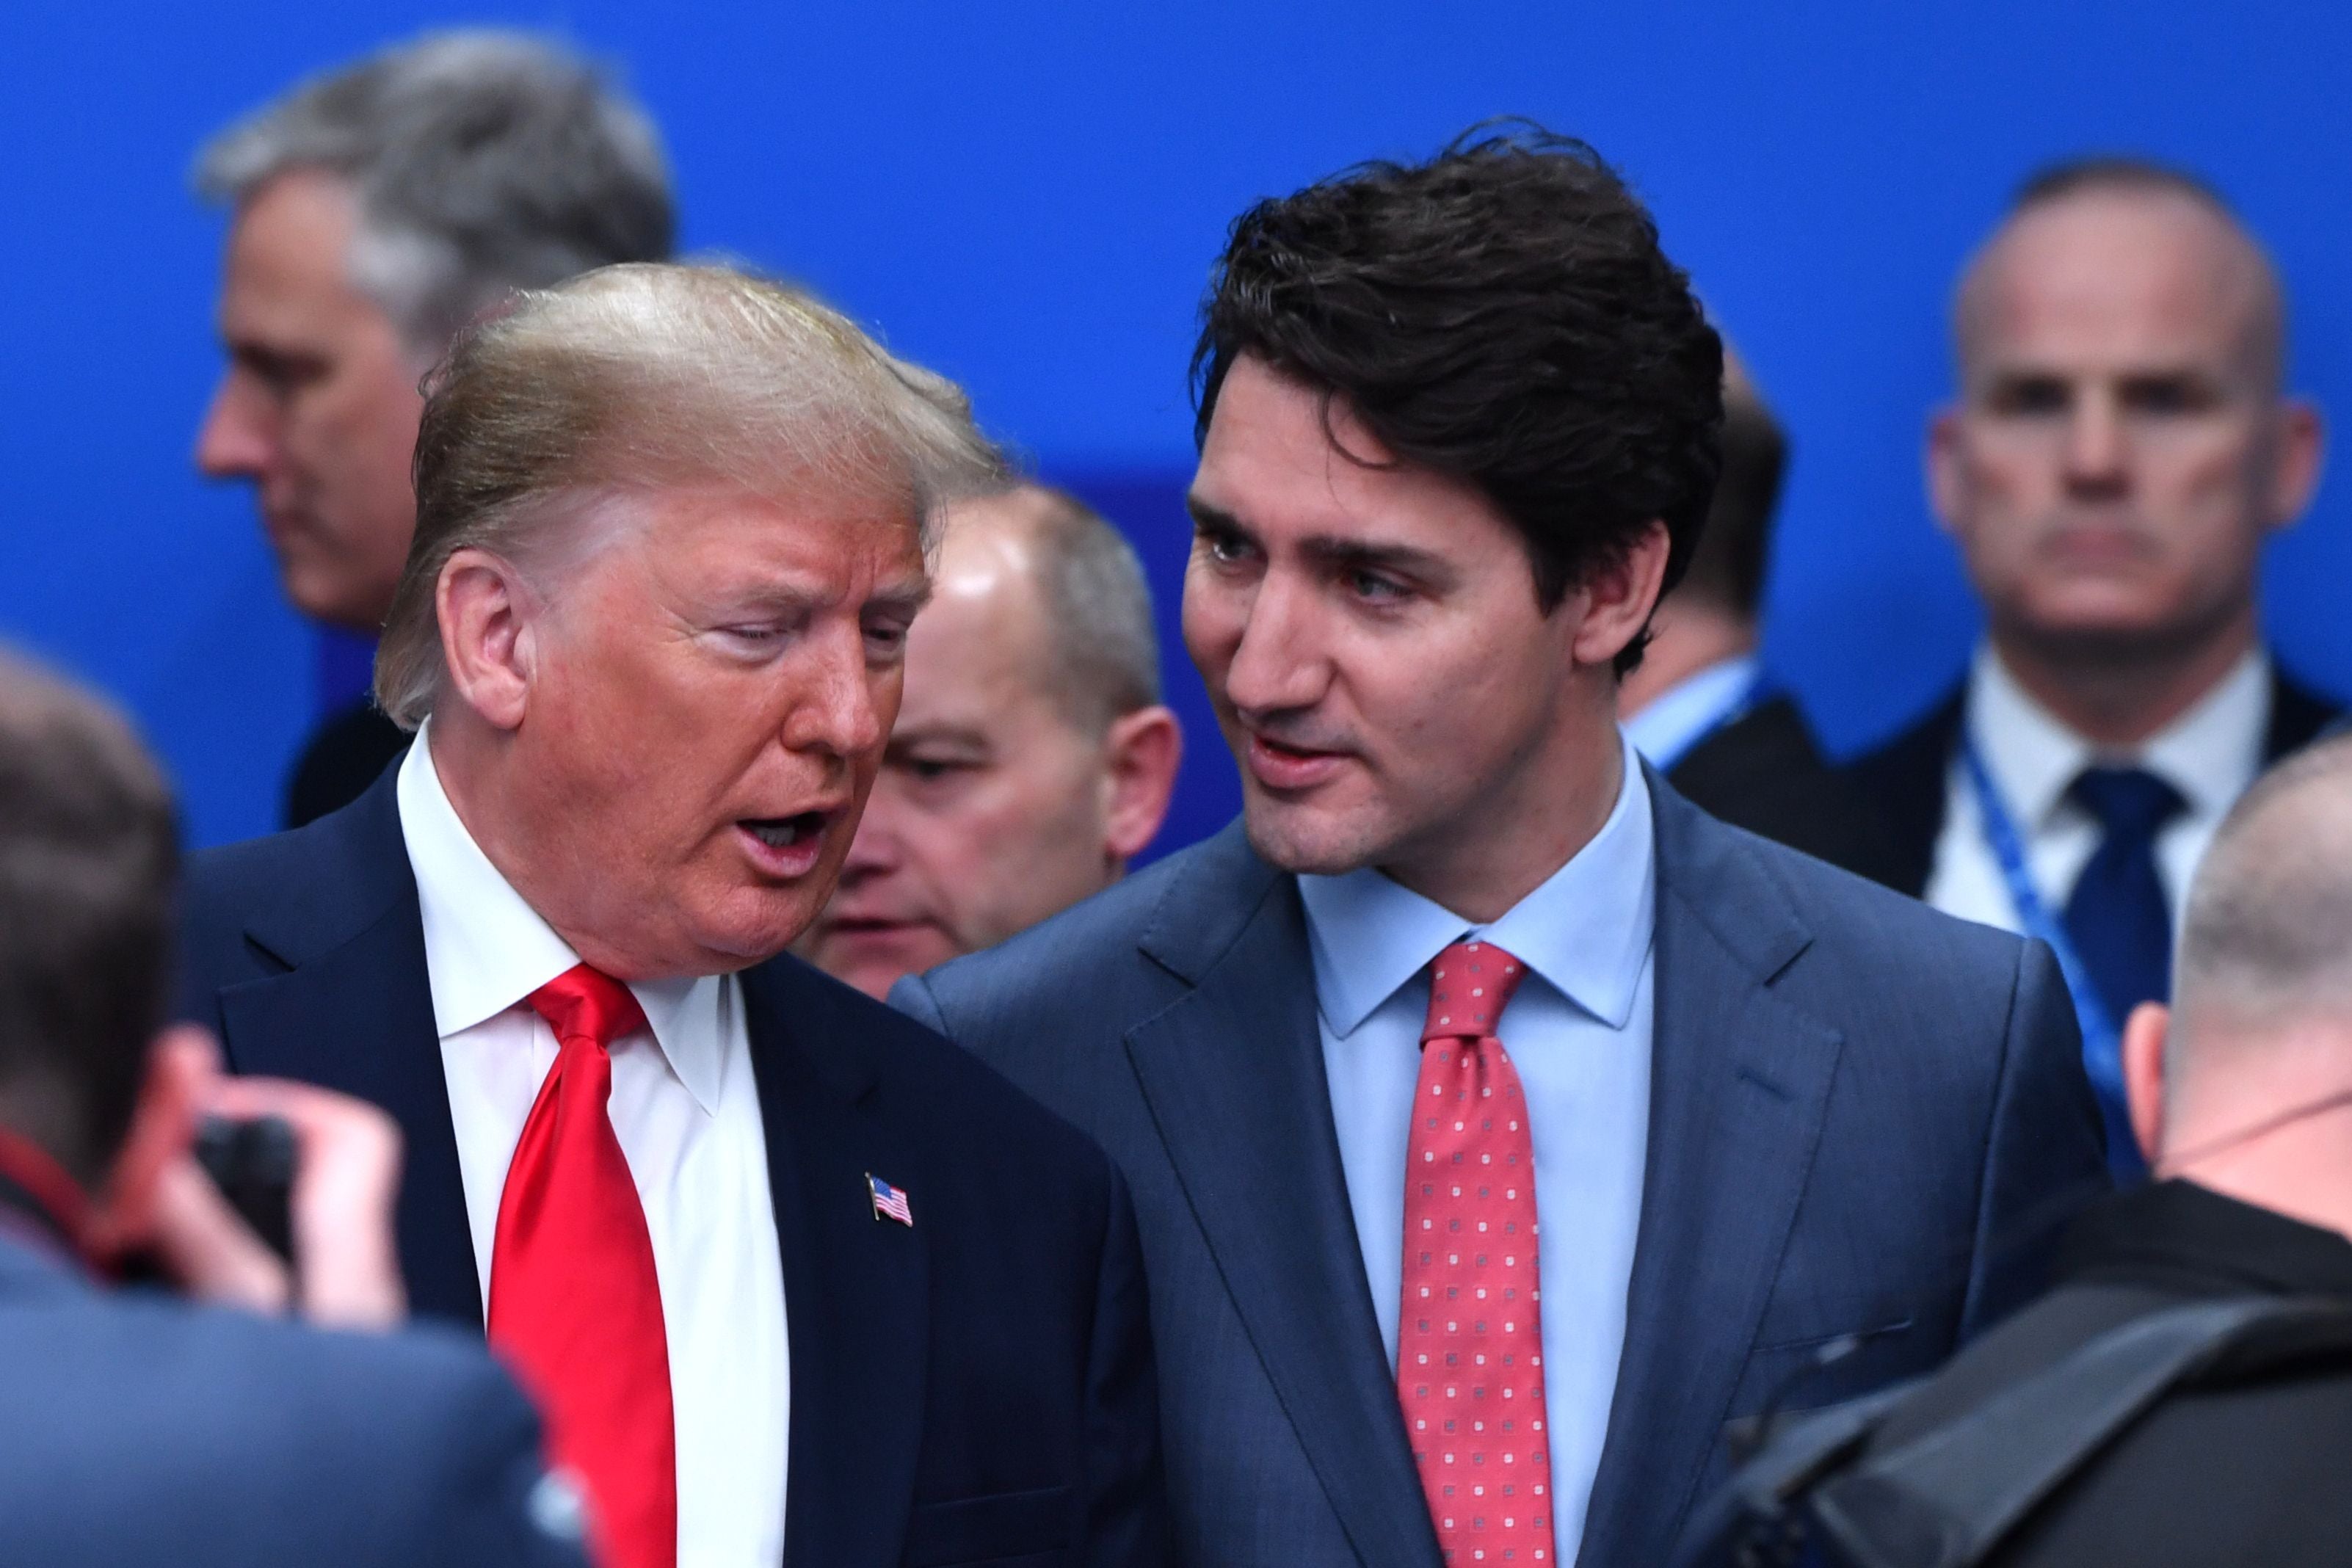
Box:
left=397, top=727, right=790, bottom=1568
left=1925, top=645, right=2271, bottom=932
left=1622, top=653, right=1762, bottom=772
left=1301, top=733, right=1657, bottom=1553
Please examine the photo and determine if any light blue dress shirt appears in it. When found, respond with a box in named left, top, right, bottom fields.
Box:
left=1622, top=653, right=1762, bottom=773
left=1299, top=734, right=1657, bottom=1553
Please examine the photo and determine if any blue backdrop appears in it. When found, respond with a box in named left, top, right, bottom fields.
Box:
left=6, top=1, right=2350, bottom=854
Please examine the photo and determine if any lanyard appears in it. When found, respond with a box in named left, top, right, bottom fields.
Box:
left=1960, top=735, right=2134, bottom=1147
left=1649, top=668, right=1776, bottom=774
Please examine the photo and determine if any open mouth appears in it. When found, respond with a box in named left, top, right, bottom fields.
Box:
left=736, top=810, right=833, bottom=876
left=744, top=812, right=827, bottom=849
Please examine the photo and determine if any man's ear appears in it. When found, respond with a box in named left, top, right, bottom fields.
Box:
left=2268, top=399, right=2325, bottom=532
left=1569, top=519, right=1672, bottom=669
left=84, top=1026, right=217, bottom=1259
left=435, top=548, right=537, bottom=733
left=1925, top=407, right=1967, bottom=538
left=1100, top=705, right=1183, bottom=866
left=2122, top=1001, right=2171, bottom=1169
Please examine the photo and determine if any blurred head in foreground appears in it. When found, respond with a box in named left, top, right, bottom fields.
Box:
left=798, top=485, right=1181, bottom=998
left=193, top=31, right=675, bottom=632
left=1931, top=159, right=2321, bottom=737
left=2125, top=736, right=2352, bottom=1228
left=378, top=262, right=1003, bottom=981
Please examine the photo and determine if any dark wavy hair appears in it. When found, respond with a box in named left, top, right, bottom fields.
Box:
left=1191, top=121, right=1724, bottom=674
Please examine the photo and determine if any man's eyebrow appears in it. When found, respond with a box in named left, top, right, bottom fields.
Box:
left=868, top=578, right=933, bottom=618
left=1299, top=537, right=1451, bottom=579
left=1185, top=494, right=1249, bottom=534
left=888, top=723, right=990, bottom=753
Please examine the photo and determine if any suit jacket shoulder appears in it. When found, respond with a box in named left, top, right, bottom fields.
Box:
left=0, top=1249, right=579, bottom=1567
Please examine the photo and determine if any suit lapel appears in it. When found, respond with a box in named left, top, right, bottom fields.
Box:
left=213, top=776, right=481, bottom=1327
left=1125, top=832, right=1441, bottom=1568
left=2265, top=667, right=2341, bottom=762
left=1576, top=779, right=1842, bottom=1567
left=741, top=960, right=929, bottom=1568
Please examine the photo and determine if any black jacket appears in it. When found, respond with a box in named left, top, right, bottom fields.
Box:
left=1666, top=694, right=1906, bottom=887
left=177, top=769, right=1172, bottom=1568
left=1868, top=1180, right=2352, bottom=1566
left=1845, top=666, right=2343, bottom=898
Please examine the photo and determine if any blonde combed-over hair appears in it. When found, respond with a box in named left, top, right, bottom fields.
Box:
left=374, top=262, right=1006, bottom=727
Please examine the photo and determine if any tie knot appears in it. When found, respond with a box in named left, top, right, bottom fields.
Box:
left=2068, top=766, right=2187, bottom=841
left=527, top=963, right=647, bottom=1053
left=1420, top=940, right=1527, bottom=1044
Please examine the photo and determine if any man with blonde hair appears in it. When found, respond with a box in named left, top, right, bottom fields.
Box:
left=177, top=263, right=1169, bottom=1568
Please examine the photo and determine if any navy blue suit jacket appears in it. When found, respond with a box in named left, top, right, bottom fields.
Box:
left=893, top=772, right=2108, bottom=1567
left=0, top=1230, right=581, bottom=1567
left=176, top=769, right=1169, bottom=1568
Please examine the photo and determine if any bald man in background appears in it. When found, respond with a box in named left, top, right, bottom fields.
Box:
left=1694, top=737, right=2352, bottom=1565
left=1621, top=350, right=1900, bottom=882
left=798, top=485, right=1183, bottom=998
left=1851, top=159, right=2340, bottom=1170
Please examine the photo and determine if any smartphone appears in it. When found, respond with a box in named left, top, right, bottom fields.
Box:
left=192, top=1114, right=297, bottom=1263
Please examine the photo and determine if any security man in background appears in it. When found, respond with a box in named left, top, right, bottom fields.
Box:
left=1849, top=159, right=2340, bottom=1170
left=0, top=647, right=586, bottom=1567
left=192, top=31, right=675, bottom=825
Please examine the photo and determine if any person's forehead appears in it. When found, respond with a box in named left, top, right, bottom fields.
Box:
left=1195, top=357, right=1476, bottom=540
left=1966, top=194, right=2268, bottom=367
left=631, top=483, right=926, bottom=579
left=901, top=529, right=1055, bottom=711
left=219, top=169, right=385, bottom=332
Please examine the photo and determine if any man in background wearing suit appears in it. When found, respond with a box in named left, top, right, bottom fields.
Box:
left=1850, top=159, right=2340, bottom=1173
left=0, top=647, right=586, bottom=1567
left=192, top=31, right=676, bottom=826
left=1620, top=349, right=1901, bottom=883
left=797, top=483, right=1182, bottom=998
left=896, top=127, right=2105, bottom=1568
left=180, top=264, right=1167, bottom=1568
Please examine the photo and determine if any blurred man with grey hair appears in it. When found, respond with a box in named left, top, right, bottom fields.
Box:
left=1694, top=736, right=2352, bottom=1564
left=192, top=31, right=675, bottom=826
left=799, top=484, right=1183, bottom=998
left=176, top=264, right=1169, bottom=1568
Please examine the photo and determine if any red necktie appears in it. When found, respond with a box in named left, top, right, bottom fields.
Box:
left=490, top=964, right=678, bottom=1568
left=1398, top=940, right=1553, bottom=1565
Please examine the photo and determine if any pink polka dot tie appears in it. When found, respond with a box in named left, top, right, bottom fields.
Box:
left=1398, top=940, right=1551, bottom=1566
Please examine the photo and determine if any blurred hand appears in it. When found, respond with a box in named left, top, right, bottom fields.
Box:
left=148, top=1067, right=408, bottom=1329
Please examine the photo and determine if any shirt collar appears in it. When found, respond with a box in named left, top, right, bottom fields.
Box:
left=1297, top=731, right=1657, bottom=1039
left=1622, top=653, right=1762, bottom=768
left=1968, top=643, right=2270, bottom=830
left=395, top=725, right=726, bottom=1114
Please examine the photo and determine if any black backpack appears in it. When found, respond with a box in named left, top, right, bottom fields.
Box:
left=1698, top=1291, right=2352, bottom=1568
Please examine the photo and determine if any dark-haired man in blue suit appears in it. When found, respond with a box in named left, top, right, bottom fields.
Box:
left=895, top=128, right=2107, bottom=1568
left=178, top=264, right=1167, bottom=1568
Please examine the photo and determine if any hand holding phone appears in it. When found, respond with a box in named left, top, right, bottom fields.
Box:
left=141, top=1031, right=408, bottom=1329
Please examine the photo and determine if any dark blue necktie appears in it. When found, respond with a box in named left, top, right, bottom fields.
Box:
left=2061, top=766, right=2188, bottom=1030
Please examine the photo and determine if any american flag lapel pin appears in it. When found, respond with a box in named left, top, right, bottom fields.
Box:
left=867, top=1172, right=913, bottom=1227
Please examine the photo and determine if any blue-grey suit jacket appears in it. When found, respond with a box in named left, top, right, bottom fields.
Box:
left=893, top=772, right=2108, bottom=1567
left=0, top=1233, right=583, bottom=1567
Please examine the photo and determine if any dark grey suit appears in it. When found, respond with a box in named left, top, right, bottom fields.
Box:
left=893, top=770, right=2108, bottom=1567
